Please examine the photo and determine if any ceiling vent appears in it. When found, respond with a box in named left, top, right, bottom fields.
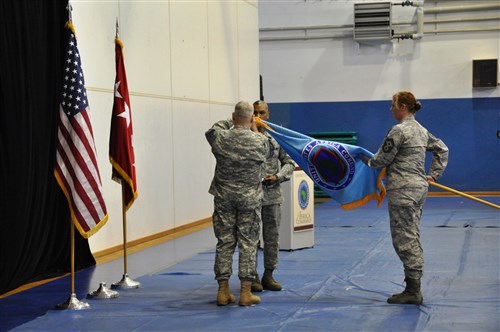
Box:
left=353, top=2, right=392, bottom=42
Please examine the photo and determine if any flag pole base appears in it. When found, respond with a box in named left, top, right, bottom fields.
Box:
left=111, top=273, right=141, bottom=289
left=55, top=293, right=90, bottom=310
left=87, top=282, right=120, bottom=299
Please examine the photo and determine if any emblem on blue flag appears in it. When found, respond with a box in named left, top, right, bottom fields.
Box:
left=256, top=118, right=386, bottom=210
left=303, top=140, right=355, bottom=190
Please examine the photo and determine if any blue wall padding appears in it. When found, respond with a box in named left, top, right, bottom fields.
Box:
left=268, top=97, right=500, bottom=192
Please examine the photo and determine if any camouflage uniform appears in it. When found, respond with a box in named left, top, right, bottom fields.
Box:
left=206, top=119, right=270, bottom=281
left=368, top=115, right=448, bottom=280
left=259, top=132, right=295, bottom=271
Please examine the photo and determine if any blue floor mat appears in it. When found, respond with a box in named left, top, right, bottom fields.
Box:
left=2, top=197, right=499, bottom=331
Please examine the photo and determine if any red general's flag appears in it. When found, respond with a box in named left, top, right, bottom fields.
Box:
left=54, top=21, right=108, bottom=238
left=109, top=37, right=138, bottom=210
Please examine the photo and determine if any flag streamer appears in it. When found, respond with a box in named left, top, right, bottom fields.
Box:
left=256, top=118, right=386, bottom=210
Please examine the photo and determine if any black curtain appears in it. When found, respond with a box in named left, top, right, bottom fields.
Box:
left=0, top=0, right=95, bottom=295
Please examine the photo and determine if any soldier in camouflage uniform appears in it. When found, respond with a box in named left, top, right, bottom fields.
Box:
left=205, top=101, right=270, bottom=307
left=251, top=100, right=295, bottom=292
left=363, top=91, right=448, bottom=305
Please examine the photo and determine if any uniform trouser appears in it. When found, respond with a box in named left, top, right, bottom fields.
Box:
left=212, top=197, right=261, bottom=281
left=388, top=187, right=427, bottom=280
left=256, top=204, right=281, bottom=271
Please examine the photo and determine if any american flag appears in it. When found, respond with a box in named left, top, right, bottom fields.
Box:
left=54, top=21, right=108, bottom=238
left=109, top=37, right=138, bottom=210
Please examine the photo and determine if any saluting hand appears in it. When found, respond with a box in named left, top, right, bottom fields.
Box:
left=250, top=115, right=259, bottom=132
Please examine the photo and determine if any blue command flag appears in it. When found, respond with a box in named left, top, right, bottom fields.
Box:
left=256, top=119, right=386, bottom=210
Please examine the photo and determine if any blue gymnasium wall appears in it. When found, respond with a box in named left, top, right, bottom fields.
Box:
left=269, top=97, right=500, bottom=192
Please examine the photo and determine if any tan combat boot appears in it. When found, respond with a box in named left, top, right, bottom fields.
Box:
left=217, top=279, right=236, bottom=306
left=238, top=280, right=261, bottom=306
left=261, top=269, right=282, bottom=291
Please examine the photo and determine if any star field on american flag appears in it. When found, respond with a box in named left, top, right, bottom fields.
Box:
left=61, top=32, right=88, bottom=117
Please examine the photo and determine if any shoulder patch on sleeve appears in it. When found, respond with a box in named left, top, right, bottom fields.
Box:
left=382, top=138, right=395, bottom=153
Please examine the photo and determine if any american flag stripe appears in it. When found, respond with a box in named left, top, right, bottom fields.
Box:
left=66, top=110, right=103, bottom=197
left=55, top=154, right=99, bottom=230
left=55, top=21, right=107, bottom=238
left=56, top=109, right=106, bottom=234
left=56, top=109, right=106, bottom=222
left=54, top=179, right=90, bottom=233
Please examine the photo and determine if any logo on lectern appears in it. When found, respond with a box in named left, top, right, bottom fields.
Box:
left=298, top=180, right=309, bottom=210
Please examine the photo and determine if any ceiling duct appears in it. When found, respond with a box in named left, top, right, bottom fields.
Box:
left=353, top=2, right=392, bottom=42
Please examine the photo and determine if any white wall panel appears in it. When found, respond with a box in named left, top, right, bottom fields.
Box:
left=170, top=2, right=210, bottom=101
left=172, top=101, right=213, bottom=226
left=119, top=2, right=172, bottom=96
left=208, top=104, right=234, bottom=130
left=208, top=2, right=239, bottom=103
left=90, top=97, right=175, bottom=252
left=259, top=0, right=353, bottom=28
left=125, top=97, right=174, bottom=241
left=70, top=2, right=117, bottom=90
left=238, top=1, right=261, bottom=102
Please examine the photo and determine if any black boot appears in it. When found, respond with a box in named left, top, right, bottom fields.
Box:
left=387, top=277, right=423, bottom=305
left=251, top=273, right=263, bottom=292
left=261, top=269, right=282, bottom=291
